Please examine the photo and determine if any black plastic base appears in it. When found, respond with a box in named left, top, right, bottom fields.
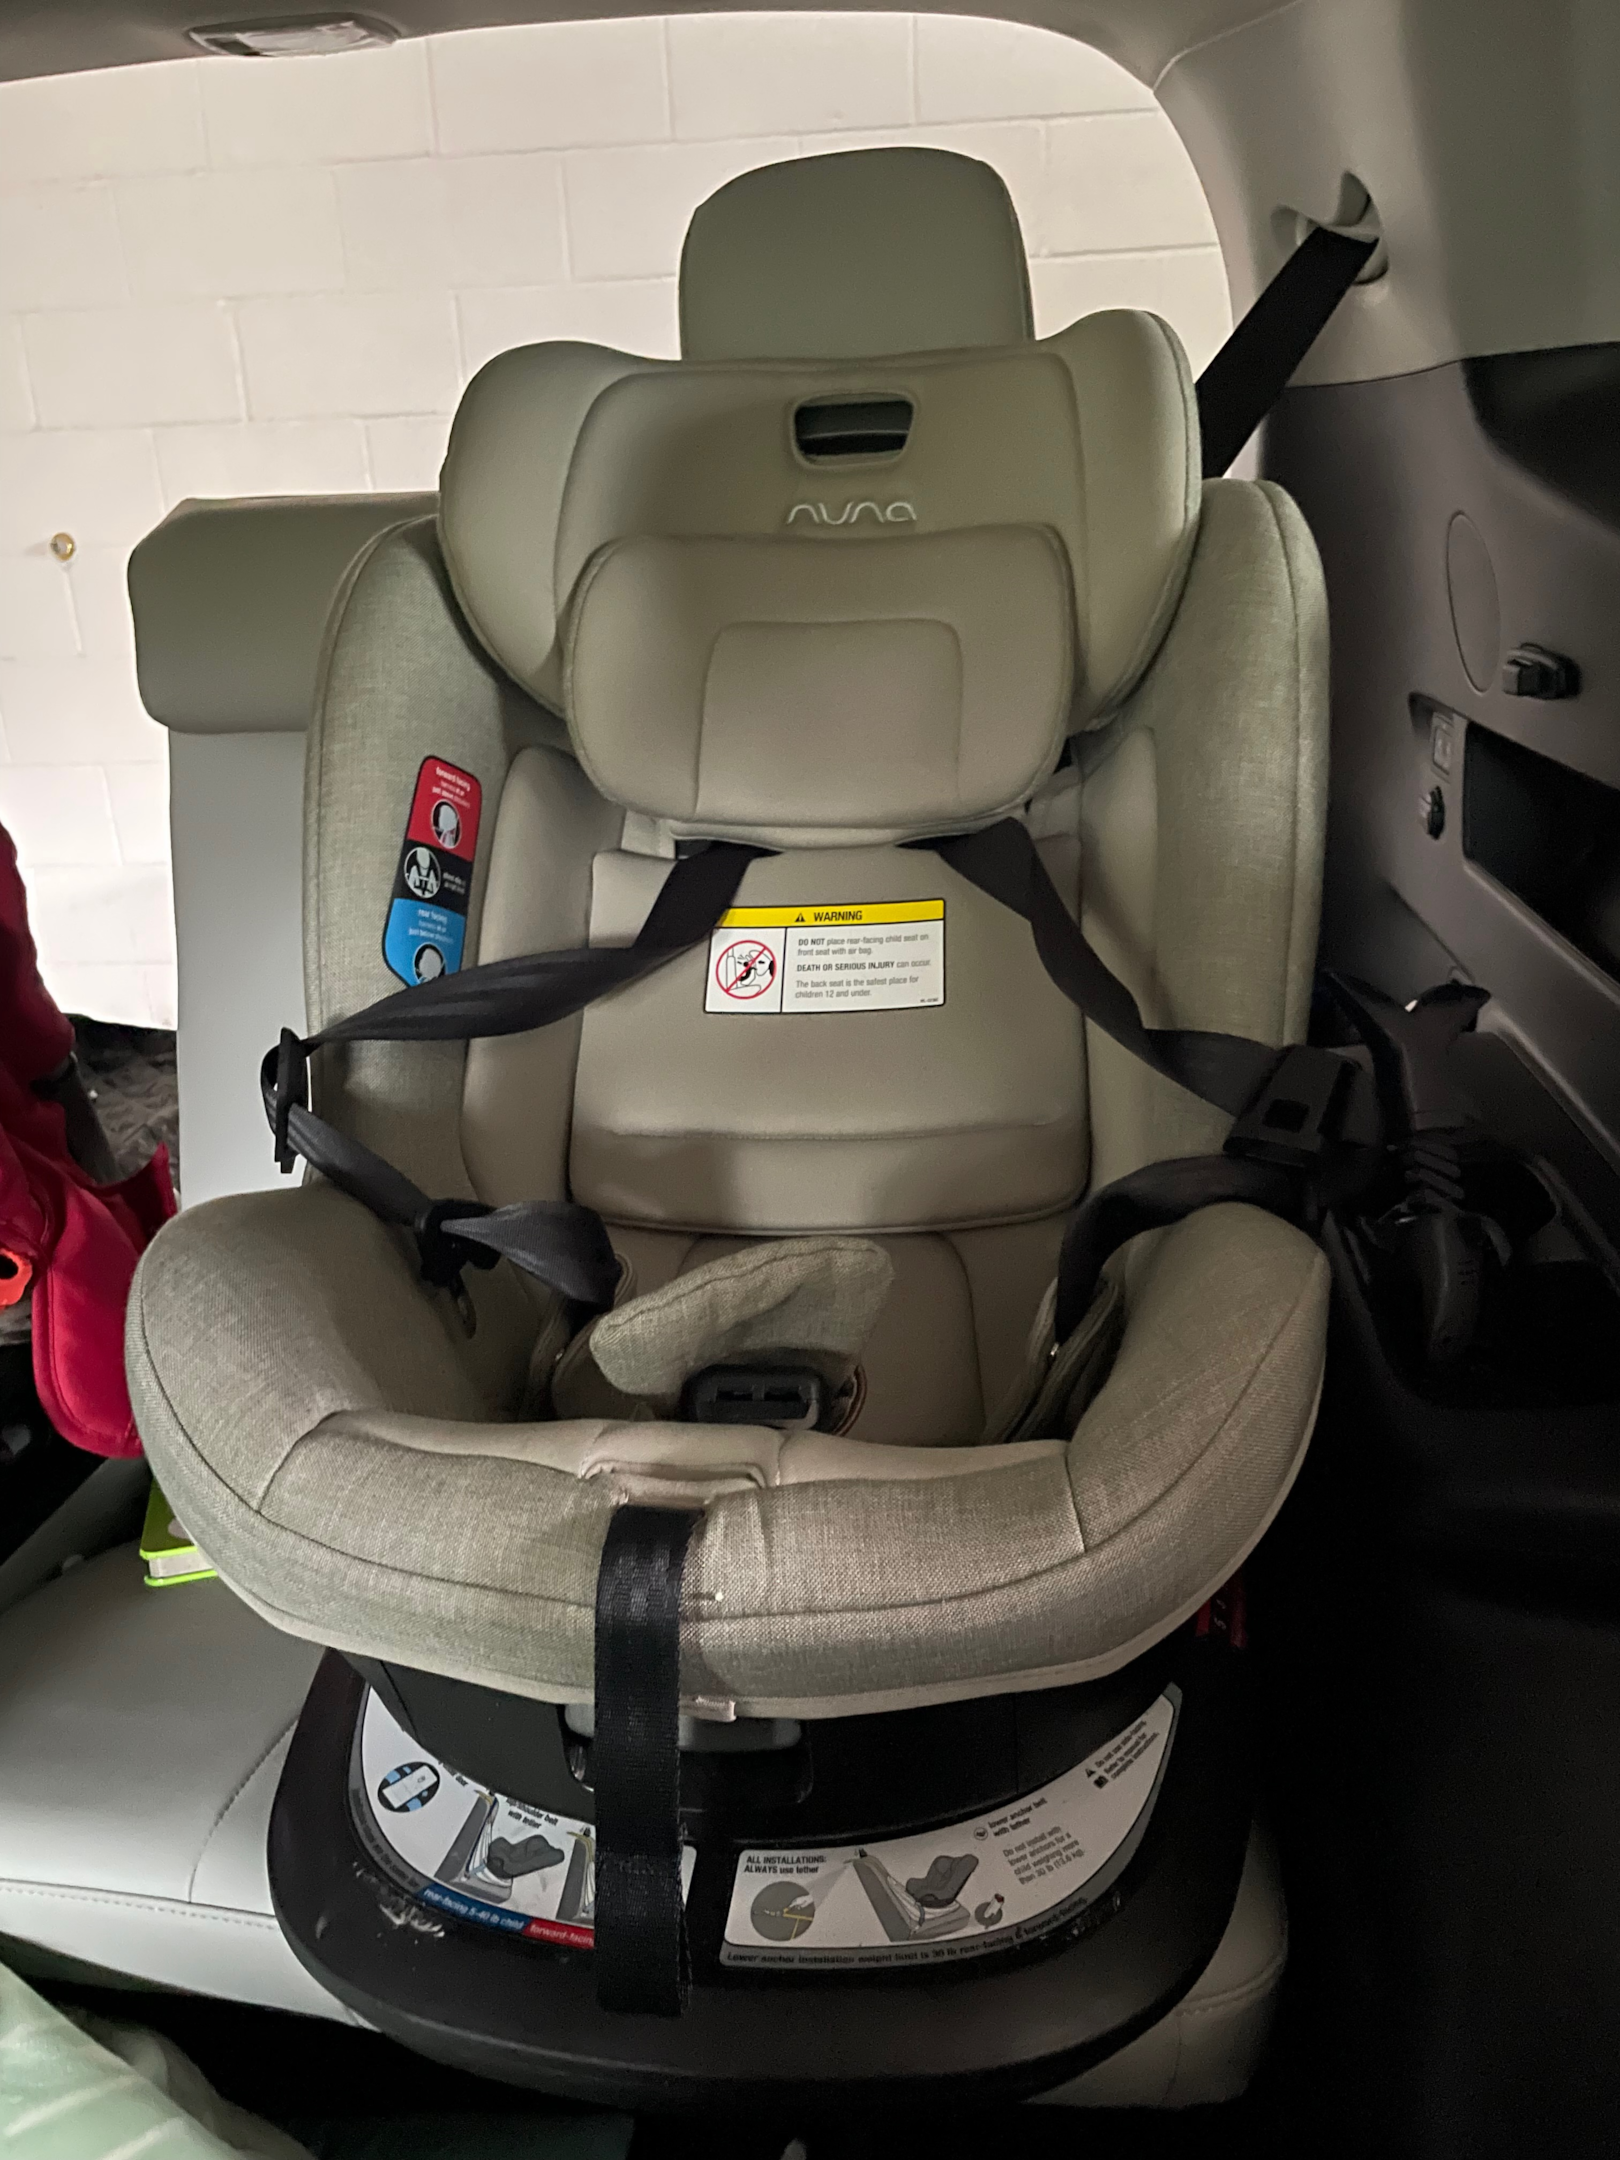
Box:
left=269, top=1619, right=1252, bottom=2109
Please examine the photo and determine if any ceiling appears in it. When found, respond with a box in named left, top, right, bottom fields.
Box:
left=7, top=0, right=1620, bottom=385
left=0, top=0, right=1286, bottom=92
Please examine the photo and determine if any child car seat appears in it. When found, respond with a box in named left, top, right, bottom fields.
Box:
left=127, top=148, right=1358, bottom=2101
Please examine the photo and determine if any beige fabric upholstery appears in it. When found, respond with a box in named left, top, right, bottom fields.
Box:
left=1080, top=477, right=1329, bottom=1189
left=130, top=393, right=1331, bottom=1716
left=552, top=1236, right=893, bottom=1420
left=128, top=494, right=434, bottom=735
left=438, top=310, right=1197, bottom=730
left=570, top=842, right=1086, bottom=1234
left=129, top=149, right=1331, bottom=1737
left=0, top=1543, right=1282, bottom=2100
left=680, top=147, right=1033, bottom=362
left=565, top=526, right=1073, bottom=845
left=130, top=1174, right=1324, bottom=1718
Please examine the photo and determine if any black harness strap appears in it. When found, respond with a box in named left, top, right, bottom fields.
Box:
left=263, top=842, right=763, bottom=1309
left=917, top=820, right=1382, bottom=1342
left=1196, top=224, right=1378, bottom=478
left=592, top=1503, right=698, bottom=2017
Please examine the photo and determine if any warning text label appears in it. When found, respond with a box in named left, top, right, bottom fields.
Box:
left=705, top=899, right=945, bottom=1016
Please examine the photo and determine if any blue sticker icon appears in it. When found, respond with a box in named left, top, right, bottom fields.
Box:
left=385, top=899, right=466, bottom=985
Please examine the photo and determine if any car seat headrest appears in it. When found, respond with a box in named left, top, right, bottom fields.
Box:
left=440, top=304, right=1200, bottom=842
left=679, top=147, right=1033, bottom=362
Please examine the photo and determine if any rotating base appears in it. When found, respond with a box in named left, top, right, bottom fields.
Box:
left=269, top=1610, right=1253, bottom=2109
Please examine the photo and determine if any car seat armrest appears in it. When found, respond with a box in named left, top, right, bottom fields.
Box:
left=1067, top=1203, right=1328, bottom=1562
left=128, top=1183, right=532, bottom=1511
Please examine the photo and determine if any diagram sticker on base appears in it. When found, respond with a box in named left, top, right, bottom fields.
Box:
left=704, top=901, right=944, bottom=1016
left=351, top=1691, right=693, bottom=1950
left=722, top=1691, right=1178, bottom=1970
left=382, top=756, right=483, bottom=987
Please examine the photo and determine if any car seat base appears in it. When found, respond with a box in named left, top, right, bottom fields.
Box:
left=268, top=1608, right=1254, bottom=2107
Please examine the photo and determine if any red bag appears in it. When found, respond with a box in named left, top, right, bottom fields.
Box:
left=0, top=823, right=175, bottom=1457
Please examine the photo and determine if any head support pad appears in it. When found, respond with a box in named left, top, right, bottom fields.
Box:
left=680, top=147, right=1033, bottom=362
left=440, top=309, right=1201, bottom=804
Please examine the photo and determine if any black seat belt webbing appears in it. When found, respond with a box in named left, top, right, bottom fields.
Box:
left=922, top=820, right=1287, bottom=1118
left=292, top=839, right=764, bottom=1067
left=270, top=814, right=1379, bottom=1339
left=263, top=842, right=763, bottom=1310
left=1196, top=224, right=1378, bottom=478
left=592, top=1503, right=698, bottom=2017
left=918, top=820, right=1381, bottom=1345
left=1054, top=1154, right=1300, bottom=1342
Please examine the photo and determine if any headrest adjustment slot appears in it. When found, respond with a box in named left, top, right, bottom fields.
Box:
left=793, top=396, right=914, bottom=461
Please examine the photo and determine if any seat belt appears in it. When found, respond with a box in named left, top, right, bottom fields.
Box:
left=913, top=821, right=1385, bottom=1342
left=269, top=819, right=1382, bottom=1330
left=592, top=1504, right=698, bottom=2017
left=264, top=840, right=763, bottom=1311
left=269, top=817, right=1395, bottom=2024
left=1196, top=223, right=1377, bottom=478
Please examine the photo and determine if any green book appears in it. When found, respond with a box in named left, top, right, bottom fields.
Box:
left=140, top=1481, right=217, bottom=1588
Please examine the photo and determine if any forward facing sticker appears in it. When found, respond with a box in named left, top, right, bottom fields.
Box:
left=722, top=1691, right=1177, bottom=1970
left=382, top=756, right=483, bottom=986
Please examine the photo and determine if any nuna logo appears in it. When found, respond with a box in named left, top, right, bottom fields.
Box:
left=785, top=500, right=918, bottom=528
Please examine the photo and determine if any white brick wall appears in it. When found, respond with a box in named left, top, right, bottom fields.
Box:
left=0, top=14, right=1228, bottom=1028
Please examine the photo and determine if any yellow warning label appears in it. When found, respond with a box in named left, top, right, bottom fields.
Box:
left=716, top=899, right=945, bottom=930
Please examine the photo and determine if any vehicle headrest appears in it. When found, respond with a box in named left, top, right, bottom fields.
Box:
left=679, top=146, right=1033, bottom=362
left=129, top=494, right=435, bottom=734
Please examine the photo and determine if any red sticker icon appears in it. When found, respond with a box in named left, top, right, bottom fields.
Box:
left=714, top=939, right=777, bottom=1001
left=405, top=756, right=481, bottom=861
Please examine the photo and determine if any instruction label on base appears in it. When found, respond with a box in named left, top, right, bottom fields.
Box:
left=721, top=1691, right=1177, bottom=1970
left=705, top=900, right=944, bottom=1015
left=353, top=1691, right=693, bottom=1950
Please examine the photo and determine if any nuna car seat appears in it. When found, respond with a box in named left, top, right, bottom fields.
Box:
left=127, top=146, right=1360, bottom=2103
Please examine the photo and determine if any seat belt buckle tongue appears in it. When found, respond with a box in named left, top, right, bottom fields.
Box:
left=272, top=1028, right=307, bottom=1175
left=1225, top=1044, right=1349, bottom=1169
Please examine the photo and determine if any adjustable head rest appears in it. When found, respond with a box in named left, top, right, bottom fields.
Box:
left=438, top=159, right=1201, bottom=849
left=679, top=146, right=1033, bottom=361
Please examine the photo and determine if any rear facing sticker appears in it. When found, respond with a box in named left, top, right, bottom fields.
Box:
left=721, top=1690, right=1177, bottom=1970
left=704, top=900, right=945, bottom=1015
left=351, top=1689, right=694, bottom=1950
left=383, top=757, right=483, bottom=985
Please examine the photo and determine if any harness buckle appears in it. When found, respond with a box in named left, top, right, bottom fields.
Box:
left=1225, top=1044, right=1351, bottom=1170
